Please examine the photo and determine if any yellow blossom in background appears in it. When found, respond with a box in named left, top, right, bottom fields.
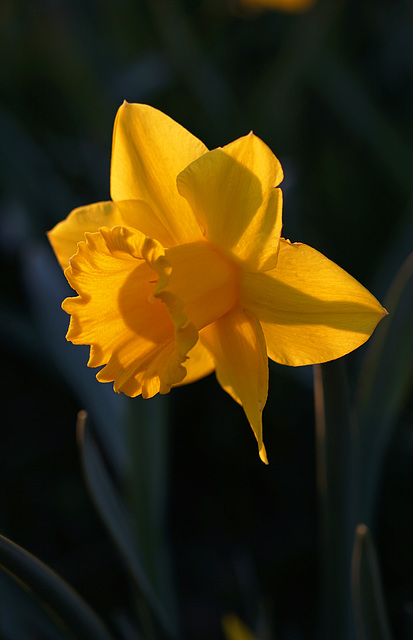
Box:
left=241, top=0, right=315, bottom=12
left=223, top=614, right=258, bottom=640
left=48, top=103, right=386, bottom=463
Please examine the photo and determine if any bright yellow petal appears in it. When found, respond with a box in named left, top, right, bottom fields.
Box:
left=63, top=226, right=198, bottom=398
left=110, top=102, right=208, bottom=245
left=177, top=132, right=283, bottom=271
left=202, top=307, right=269, bottom=463
left=241, top=239, right=388, bottom=366
left=48, top=201, right=125, bottom=270
left=48, top=196, right=181, bottom=272
left=116, top=200, right=178, bottom=248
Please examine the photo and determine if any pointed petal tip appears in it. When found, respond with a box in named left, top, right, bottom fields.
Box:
left=373, top=302, right=388, bottom=321
left=259, top=444, right=268, bottom=464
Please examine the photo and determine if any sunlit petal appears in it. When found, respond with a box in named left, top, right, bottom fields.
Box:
left=177, top=132, right=283, bottom=270
left=242, top=239, right=387, bottom=366
left=202, top=307, right=269, bottom=463
left=47, top=201, right=125, bottom=270
left=111, top=102, right=207, bottom=244
left=116, top=200, right=178, bottom=248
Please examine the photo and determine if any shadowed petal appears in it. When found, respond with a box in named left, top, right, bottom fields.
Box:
left=202, top=307, right=269, bottom=463
left=242, top=239, right=388, bottom=366
left=110, top=102, right=207, bottom=245
left=177, top=132, right=283, bottom=271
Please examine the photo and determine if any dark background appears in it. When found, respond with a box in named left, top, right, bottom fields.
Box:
left=0, top=0, right=413, bottom=638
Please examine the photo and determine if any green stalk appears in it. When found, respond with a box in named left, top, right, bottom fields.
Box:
left=124, top=395, right=179, bottom=639
left=351, top=524, right=393, bottom=640
left=314, top=360, right=358, bottom=640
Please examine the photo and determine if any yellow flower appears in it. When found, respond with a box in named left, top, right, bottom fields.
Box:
left=48, top=102, right=386, bottom=463
left=223, top=614, right=258, bottom=640
left=241, top=0, right=315, bottom=12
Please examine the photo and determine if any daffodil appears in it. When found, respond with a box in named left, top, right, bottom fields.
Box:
left=48, top=102, right=386, bottom=463
left=241, top=0, right=315, bottom=12
left=222, top=614, right=258, bottom=640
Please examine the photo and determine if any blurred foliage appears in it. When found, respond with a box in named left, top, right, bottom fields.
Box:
left=0, top=0, right=412, bottom=639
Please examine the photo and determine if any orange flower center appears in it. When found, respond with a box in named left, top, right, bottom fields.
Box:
left=164, top=240, right=240, bottom=331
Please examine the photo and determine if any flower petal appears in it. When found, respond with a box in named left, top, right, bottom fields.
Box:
left=241, top=239, right=388, bottom=366
left=48, top=197, right=179, bottom=273
left=116, top=200, right=178, bottom=248
left=202, top=307, right=269, bottom=463
left=48, top=201, right=125, bottom=270
left=63, top=226, right=198, bottom=398
left=177, top=132, right=283, bottom=270
left=110, top=102, right=208, bottom=245
left=174, top=340, right=215, bottom=386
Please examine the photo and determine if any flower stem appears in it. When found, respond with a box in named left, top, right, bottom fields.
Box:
left=314, top=360, right=359, bottom=640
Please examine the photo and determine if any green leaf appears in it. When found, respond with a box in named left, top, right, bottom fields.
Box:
left=351, top=524, right=393, bottom=640
left=0, top=533, right=115, bottom=640
left=77, top=411, right=176, bottom=639
left=0, top=571, right=71, bottom=640
left=356, top=253, right=413, bottom=523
